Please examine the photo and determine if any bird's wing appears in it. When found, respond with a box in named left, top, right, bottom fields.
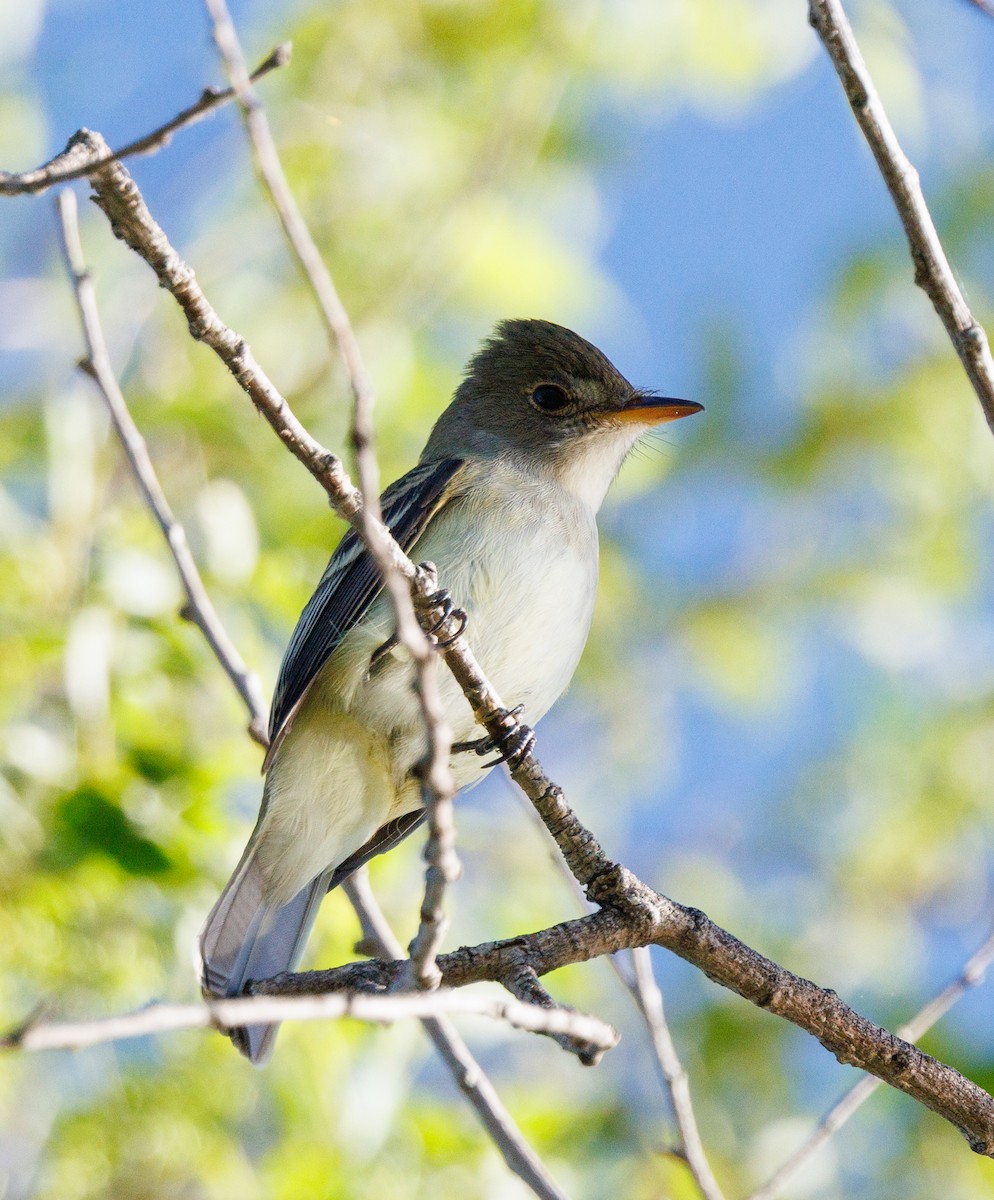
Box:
left=326, top=808, right=428, bottom=892
left=265, top=456, right=466, bottom=768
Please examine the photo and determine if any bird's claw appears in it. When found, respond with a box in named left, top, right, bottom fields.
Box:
left=369, top=630, right=399, bottom=672
left=452, top=705, right=534, bottom=770
left=420, top=585, right=468, bottom=648
left=371, top=583, right=468, bottom=675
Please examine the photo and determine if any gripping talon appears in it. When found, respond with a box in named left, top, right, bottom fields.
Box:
left=452, top=705, right=533, bottom=770
left=424, top=594, right=453, bottom=635
left=481, top=724, right=535, bottom=770
left=434, top=607, right=467, bottom=647
left=419, top=586, right=468, bottom=647
left=452, top=705, right=526, bottom=759
left=369, top=630, right=399, bottom=671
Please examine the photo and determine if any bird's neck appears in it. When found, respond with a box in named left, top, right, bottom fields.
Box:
left=539, top=427, right=643, bottom=513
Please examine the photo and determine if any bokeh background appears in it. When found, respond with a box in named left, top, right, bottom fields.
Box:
left=3, top=0, right=994, bottom=1197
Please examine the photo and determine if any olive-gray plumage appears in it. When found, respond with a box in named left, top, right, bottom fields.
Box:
left=198, top=319, right=701, bottom=1062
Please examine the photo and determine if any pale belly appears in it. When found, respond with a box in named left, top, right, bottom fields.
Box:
left=257, top=464, right=598, bottom=901
left=350, top=472, right=599, bottom=766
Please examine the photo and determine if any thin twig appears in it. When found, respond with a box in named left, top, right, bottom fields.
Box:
left=55, top=189, right=269, bottom=746
left=809, top=0, right=994, bottom=433
left=202, top=0, right=460, bottom=987
left=343, top=872, right=573, bottom=1200
left=265, top=887, right=994, bottom=1157
left=1, top=986, right=618, bottom=1056
left=630, top=948, right=726, bottom=1200
left=503, top=774, right=722, bottom=1195
left=500, top=958, right=608, bottom=1066
left=201, top=0, right=422, bottom=654
left=0, top=46, right=290, bottom=196
left=748, top=923, right=994, bottom=1200
left=401, top=647, right=461, bottom=989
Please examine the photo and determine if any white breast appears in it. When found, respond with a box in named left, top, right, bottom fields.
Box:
left=347, top=457, right=598, bottom=756
left=255, top=456, right=600, bottom=901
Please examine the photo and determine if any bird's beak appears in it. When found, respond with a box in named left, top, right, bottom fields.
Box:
left=612, top=393, right=705, bottom=425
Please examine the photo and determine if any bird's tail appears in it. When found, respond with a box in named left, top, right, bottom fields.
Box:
left=197, top=838, right=334, bottom=1066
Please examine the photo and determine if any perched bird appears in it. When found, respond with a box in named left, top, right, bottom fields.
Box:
left=199, top=318, right=702, bottom=1062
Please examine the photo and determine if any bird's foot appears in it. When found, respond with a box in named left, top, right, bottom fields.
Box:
left=452, top=704, right=535, bottom=770
left=369, top=630, right=399, bottom=673
left=368, top=575, right=468, bottom=676
left=418, top=583, right=468, bottom=648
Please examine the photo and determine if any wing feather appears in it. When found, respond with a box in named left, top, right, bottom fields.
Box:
left=266, top=457, right=465, bottom=763
left=326, top=809, right=428, bottom=892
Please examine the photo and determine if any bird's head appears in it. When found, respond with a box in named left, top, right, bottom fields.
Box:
left=422, top=318, right=702, bottom=509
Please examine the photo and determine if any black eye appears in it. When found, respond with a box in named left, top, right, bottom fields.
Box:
left=530, top=383, right=571, bottom=413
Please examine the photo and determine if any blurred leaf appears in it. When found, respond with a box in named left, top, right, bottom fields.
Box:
left=48, top=785, right=172, bottom=877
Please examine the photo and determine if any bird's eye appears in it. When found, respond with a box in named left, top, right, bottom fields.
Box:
left=530, top=383, right=571, bottom=413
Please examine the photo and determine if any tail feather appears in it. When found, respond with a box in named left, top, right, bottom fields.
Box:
left=198, top=842, right=334, bottom=1065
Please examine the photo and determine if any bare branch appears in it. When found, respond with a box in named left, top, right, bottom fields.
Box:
left=630, top=948, right=725, bottom=1200
left=21, top=134, right=562, bottom=902
left=200, top=0, right=423, bottom=657
left=503, top=772, right=721, bottom=1190
left=53, top=126, right=553, bottom=1194
left=268, top=882, right=994, bottom=1157
left=343, top=873, right=574, bottom=1200
left=809, top=0, right=994, bottom=432
left=748, top=923, right=994, bottom=1200
left=501, top=958, right=609, bottom=1066
left=1, top=986, right=618, bottom=1057
left=201, top=0, right=460, bottom=987
left=400, top=643, right=460, bottom=990
left=0, top=47, right=290, bottom=197
left=55, top=188, right=269, bottom=746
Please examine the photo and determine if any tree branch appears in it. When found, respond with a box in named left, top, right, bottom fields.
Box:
left=266, top=887, right=994, bottom=1156
left=55, top=188, right=269, bottom=746
left=503, top=773, right=723, bottom=1196
left=630, top=947, right=726, bottom=1200
left=1, top=987, right=617, bottom=1057
left=54, top=169, right=569, bottom=1199
left=747, top=922, right=994, bottom=1200
left=809, top=0, right=994, bottom=433
left=0, top=46, right=290, bottom=196
left=343, top=872, right=574, bottom=1200
left=6, top=128, right=993, bottom=1160
left=201, top=0, right=460, bottom=988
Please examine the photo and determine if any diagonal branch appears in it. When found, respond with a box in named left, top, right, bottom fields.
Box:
left=55, top=188, right=269, bottom=746
left=503, top=774, right=723, bottom=1197
left=747, top=922, right=994, bottom=1200
left=0, top=46, right=290, bottom=197
left=630, top=947, right=726, bottom=1200
left=265, top=887, right=994, bottom=1157
left=10, top=131, right=571, bottom=881
left=809, top=0, right=994, bottom=433
left=201, top=0, right=459, bottom=988
left=54, top=175, right=570, bottom=1200
left=343, top=872, right=574, bottom=1200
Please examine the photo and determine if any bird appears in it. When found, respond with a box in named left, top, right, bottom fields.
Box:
left=198, top=318, right=703, bottom=1062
